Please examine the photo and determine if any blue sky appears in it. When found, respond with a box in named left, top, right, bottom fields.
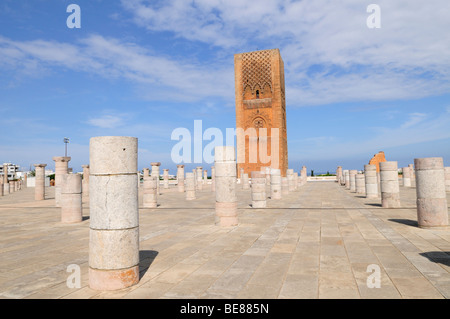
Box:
left=1, top=0, right=450, bottom=174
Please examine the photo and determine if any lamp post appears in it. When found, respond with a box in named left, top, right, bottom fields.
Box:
left=64, top=137, right=70, bottom=157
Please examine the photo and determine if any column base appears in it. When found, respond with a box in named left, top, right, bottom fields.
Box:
left=89, top=266, right=139, bottom=291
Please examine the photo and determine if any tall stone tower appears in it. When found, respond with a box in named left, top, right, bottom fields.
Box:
left=234, top=49, right=288, bottom=177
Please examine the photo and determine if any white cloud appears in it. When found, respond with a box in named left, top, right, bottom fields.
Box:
left=87, top=114, right=126, bottom=129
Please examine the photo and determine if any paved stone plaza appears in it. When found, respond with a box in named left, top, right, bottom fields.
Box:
left=0, top=181, right=449, bottom=299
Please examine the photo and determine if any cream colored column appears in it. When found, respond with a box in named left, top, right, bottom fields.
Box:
left=203, top=170, right=208, bottom=185
left=270, top=168, right=281, bottom=199
left=364, top=164, right=378, bottom=198
left=143, top=176, right=158, bottom=208
left=356, top=173, right=366, bottom=194
left=61, top=174, right=82, bottom=223
left=163, top=169, right=169, bottom=189
left=281, top=177, right=289, bottom=195
left=24, top=173, right=28, bottom=188
left=301, top=166, right=307, bottom=185
left=445, top=167, right=450, bottom=192
left=143, top=168, right=150, bottom=180
left=9, top=181, right=15, bottom=193
left=185, top=172, right=196, bottom=200
left=89, top=136, right=139, bottom=291
left=349, top=170, right=357, bottom=192
left=196, top=167, right=203, bottom=191
left=380, top=161, right=401, bottom=208
left=239, top=168, right=244, bottom=181
left=336, top=166, right=343, bottom=184
left=34, top=164, right=47, bottom=200
left=177, top=165, right=185, bottom=192
left=211, top=166, right=216, bottom=192
left=214, top=146, right=238, bottom=227
left=251, top=171, right=266, bottom=208
left=287, top=169, right=295, bottom=192
left=242, top=173, right=250, bottom=190
left=82, top=164, right=90, bottom=201
left=402, top=167, right=411, bottom=187
left=415, top=158, right=448, bottom=228
left=151, top=162, right=161, bottom=195
left=53, top=156, right=71, bottom=207
left=265, top=167, right=271, bottom=186
left=344, top=170, right=350, bottom=190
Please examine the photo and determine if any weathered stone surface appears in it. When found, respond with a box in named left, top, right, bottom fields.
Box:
left=364, top=164, right=378, bottom=198
left=177, top=165, right=185, bottom=192
left=355, top=173, right=365, bottom=194
left=251, top=171, right=266, bottom=208
left=380, top=161, right=400, bottom=208
left=215, top=146, right=238, bottom=226
left=185, top=172, right=196, bottom=200
left=143, top=176, right=158, bottom=208
left=61, top=174, right=82, bottom=223
left=349, top=170, right=357, bottom=193
left=34, top=164, right=47, bottom=201
left=270, top=168, right=281, bottom=199
left=414, top=157, right=448, bottom=228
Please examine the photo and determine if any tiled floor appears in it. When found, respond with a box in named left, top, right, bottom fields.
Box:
left=0, top=181, right=449, bottom=299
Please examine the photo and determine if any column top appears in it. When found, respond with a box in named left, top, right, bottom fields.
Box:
left=52, top=156, right=71, bottom=162
left=151, top=162, right=161, bottom=166
left=81, top=164, right=90, bottom=168
left=34, top=164, right=47, bottom=168
left=163, top=169, right=169, bottom=172
left=177, top=165, right=185, bottom=168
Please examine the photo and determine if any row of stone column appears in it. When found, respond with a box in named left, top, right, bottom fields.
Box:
left=339, top=158, right=449, bottom=228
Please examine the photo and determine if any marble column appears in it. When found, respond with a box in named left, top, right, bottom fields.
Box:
left=214, top=146, right=238, bottom=227
left=344, top=170, right=350, bottom=190
left=265, top=167, right=271, bottom=186
left=356, top=173, right=366, bottom=194
left=415, top=157, right=448, bottom=228
left=380, top=161, right=401, bottom=208
left=336, top=166, right=343, bottom=184
left=287, top=169, right=295, bottom=192
left=301, top=166, right=307, bottom=185
left=211, top=166, right=216, bottom=192
left=203, top=170, right=208, bottom=185
left=9, top=181, right=15, bottom=193
left=24, top=173, right=27, bottom=188
left=402, top=166, right=411, bottom=187
left=185, top=172, right=196, bottom=200
left=251, top=171, right=266, bottom=208
left=364, top=164, right=378, bottom=198
left=143, top=168, right=150, bottom=180
left=82, top=164, right=90, bottom=200
left=349, top=170, right=357, bottom=192
left=445, top=167, right=450, bottom=192
left=52, top=156, right=71, bottom=207
left=196, top=167, right=203, bottom=191
left=89, top=136, right=139, bottom=291
left=163, top=169, right=169, bottom=189
left=143, top=176, right=158, bottom=208
left=151, top=162, right=161, bottom=195
left=177, top=165, right=185, bottom=193
left=61, top=174, right=82, bottom=223
left=281, top=177, right=289, bottom=195
left=270, top=168, right=282, bottom=199
left=242, top=173, right=250, bottom=190
left=34, top=164, right=47, bottom=200
left=294, top=172, right=299, bottom=191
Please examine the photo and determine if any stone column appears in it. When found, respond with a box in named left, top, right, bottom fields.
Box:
left=196, top=167, right=203, bottom=191
left=0, top=180, right=3, bottom=196
left=3, top=164, right=8, bottom=185
left=61, top=174, right=82, bottom=223
left=89, top=136, right=139, bottom=291
left=163, top=169, right=169, bottom=189
left=9, top=181, right=15, bottom=193
left=336, top=166, right=343, bottom=184
left=402, top=167, right=411, bottom=187
left=34, top=164, right=47, bottom=200
left=281, top=177, right=289, bottom=195
left=294, top=172, right=299, bottom=190
left=53, top=156, right=71, bottom=207
left=270, top=169, right=282, bottom=199
left=301, top=166, right=307, bottom=185
left=143, top=168, right=150, bottom=180
left=82, top=164, right=90, bottom=200
left=151, top=162, right=161, bottom=195
left=364, top=164, right=378, bottom=198
left=349, top=170, right=357, bottom=192
left=344, top=170, right=350, bottom=189
left=211, top=166, right=216, bottom=192
left=176, top=165, right=185, bottom=192
left=185, top=172, right=196, bottom=200
left=409, top=163, right=415, bottom=180
left=242, top=173, right=250, bottom=190
left=15, top=180, right=19, bottom=191
left=380, top=161, right=401, bottom=208
left=356, top=173, right=366, bottom=194
left=203, top=170, right=208, bottom=185
left=3, top=180, right=9, bottom=194
left=214, top=146, right=238, bottom=227
left=251, top=171, right=266, bottom=208
left=265, top=167, right=271, bottom=186
left=24, top=173, right=27, bottom=188
left=287, top=169, right=295, bottom=192
left=239, top=168, right=244, bottom=180
left=445, top=167, right=450, bottom=192
left=143, top=176, right=158, bottom=208
left=414, top=158, right=448, bottom=228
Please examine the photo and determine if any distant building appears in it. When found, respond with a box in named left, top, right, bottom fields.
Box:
left=0, top=163, right=20, bottom=181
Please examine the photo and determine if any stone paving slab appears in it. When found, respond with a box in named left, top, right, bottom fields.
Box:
left=0, top=181, right=449, bottom=299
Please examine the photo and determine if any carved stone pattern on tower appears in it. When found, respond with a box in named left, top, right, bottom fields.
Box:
left=241, top=50, right=272, bottom=96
